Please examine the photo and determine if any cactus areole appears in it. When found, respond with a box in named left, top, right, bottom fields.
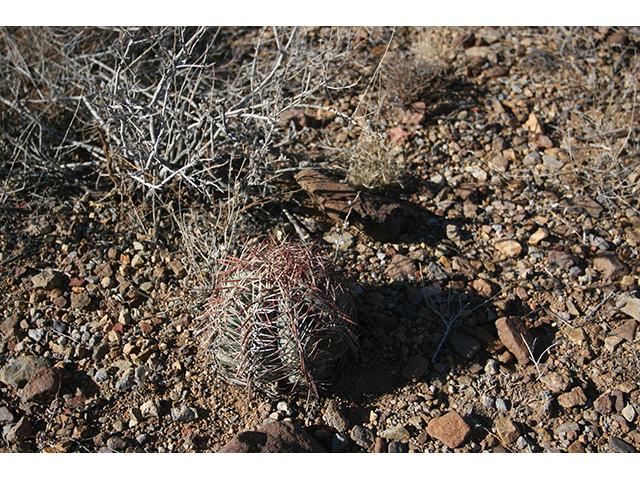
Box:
left=203, top=236, right=358, bottom=398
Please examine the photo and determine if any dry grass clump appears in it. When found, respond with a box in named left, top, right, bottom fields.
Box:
left=202, top=236, right=358, bottom=399
left=383, top=52, right=446, bottom=106
left=342, top=138, right=406, bottom=192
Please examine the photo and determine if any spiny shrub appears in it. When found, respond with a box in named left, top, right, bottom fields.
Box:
left=202, top=236, right=358, bottom=398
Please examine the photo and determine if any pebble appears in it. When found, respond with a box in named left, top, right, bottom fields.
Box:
left=323, top=399, right=350, bottom=432
left=622, top=404, right=636, bottom=423
left=495, top=316, right=534, bottom=365
left=106, top=435, right=128, bottom=451
left=388, top=440, right=408, bottom=453
left=540, top=372, right=572, bottom=393
left=495, top=398, right=509, bottom=411
left=557, top=387, right=587, bottom=409
left=448, top=333, right=480, bottom=359
left=115, top=368, right=135, bottom=391
left=379, top=424, right=410, bottom=442
left=427, top=411, right=471, bottom=449
left=140, top=399, right=161, bottom=418
left=350, top=425, right=375, bottom=448
left=170, top=404, right=197, bottom=423
left=94, top=369, right=109, bottom=383
left=494, top=417, right=519, bottom=444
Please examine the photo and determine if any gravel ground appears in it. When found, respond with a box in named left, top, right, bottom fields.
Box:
left=1, top=26, right=640, bottom=453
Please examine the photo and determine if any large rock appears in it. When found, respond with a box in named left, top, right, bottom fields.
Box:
left=219, top=421, right=326, bottom=452
left=0, top=356, right=50, bottom=390
left=427, top=411, right=471, bottom=449
left=295, top=169, right=414, bottom=242
left=20, top=367, right=61, bottom=403
left=495, top=316, right=534, bottom=365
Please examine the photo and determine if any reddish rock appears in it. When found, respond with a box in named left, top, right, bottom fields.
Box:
left=389, top=126, right=412, bottom=144
left=495, top=316, right=534, bottom=365
left=593, top=253, right=630, bottom=280
left=427, top=411, right=471, bottom=449
left=20, top=367, right=61, bottom=403
left=610, top=319, right=637, bottom=342
left=558, top=386, right=587, bottom=409
left=139, top=321, right=154, bottom=336
left=471, top=278, right=496, bottom=298
left=218, top=421, right=326, bottom=452
left=384, top=254, right=417, bottom=281
left=547, top=250, right=575, bottom=271
left=594, top=393, right=613, bottom=414
left=295, top=169, right=414, bottom=242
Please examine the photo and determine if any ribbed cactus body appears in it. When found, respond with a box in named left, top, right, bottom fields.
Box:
left=204, top=237, right=358, bottom=397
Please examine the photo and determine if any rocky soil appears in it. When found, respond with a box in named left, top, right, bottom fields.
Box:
left=1, top=26, right=640, bottom=453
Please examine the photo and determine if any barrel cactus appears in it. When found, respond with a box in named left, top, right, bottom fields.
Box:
left=202, top=236, right=358, bottom=398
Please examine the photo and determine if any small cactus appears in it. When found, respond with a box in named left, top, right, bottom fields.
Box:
left=203, top=236, right=358, bottom=398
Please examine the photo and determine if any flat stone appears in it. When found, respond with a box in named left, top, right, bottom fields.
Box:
left=31, top=270, right=68, bottom=290
left=547, top=250, right=575, bottom=271
left=618, top=295, right=640, bottom=321
left=295, top=169, right=415, bottom=242
left=566, top=327, right=588, bottom=344
left=495, top=316, right=534, bottom=365
left=593, top=253, right=630, bottom=280
left=115, top=368, right=135, bottom=391
left=449, top=333, right=480, bottom=359
left=401, top=355, right=429, bottom=381
left=557, top=386, right=587, bottom=409
left=0, top=355, right=50, bottom=389
left=323, top=399, right=350, bottom=432
left=610, top=319, right=637, bottom=342
left=605, top=336, right=623, bottom=353
left=622, top=404, right=637, bottom=422
left=20, top=367, right=61, bottom=403
left=494, top=239, right=522, bottom=257
left=350, top=425, right=375, bottom=448
left=106, top=436, right=128, bottom=451
left=540, top=372, right=572, bottom=394
left=608, top=437, right=638, bottom=453
left=558, top=195, right=603, bottom=218
left=427, top=411, right=471, bottom=449
left=542, top=155, right=564, bottom=170
left=494, top=417, right=519, bottom=444
left=384, top=254, right=417, bottom=281
left=219, top=421, right=326, bottom=453
left=167, top=259, right=187, bottom=278
left=379, top=424, right=410, bottom=442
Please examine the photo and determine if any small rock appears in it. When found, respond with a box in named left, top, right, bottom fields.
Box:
left=605, top=336, right=623, bottom=353
left=594, top=394, right=614, bottom=415
left=427, top=411, right=471, bottom=449
left=379, top=424, right=410, bottom=442
left=5, top=416, right=32, bottom=443
left=401, top=355, right=429, bottom=381
left=540, top=372, right=572, bottom=394
left=115, top=368, right=135, bottom=391
left=608, top=437, right=637, bottom=453
left=547, top=250, right=575, bottom=271
left=106, top=436, right=128, bottom=451
left=0, top=406, right=16, bottom=424
left=622, top=404, right=636, bottom=423
left=471, top=278, right=497, bottom=298
left=542, top=155, right=564, bottom=170
left=167, top=259, right=188, bottom=278
left=219, top=421, right=326, bottom=453
left=554, top=421, right=580, bottom=438
left=610, top=319, right=637, bottom=342
left=323, top=399, right=350, bottom=432
left=494, top=239, right=522, bottom=257
left=568, top=440, right=586, bottom=453
left=618, top=295, right=640, bottom=322
left=529, top=228, right=549, bottom=245
left=593, top=253, right=630, bottom=280
left=494, top=417, right=519, bottom=444
left=20, top=367, right=61, bottom=403
left=31, top=270, right=67, bottom=291
left=495, top=316, right=534, bottom=365
left=384, top=254, right=417, bottom=281
left=557, top=386, right=587, bottom=409
left=94, top=369, right=109, bottom=383
left=374, top=437, right=386, bottom=453
left=70, top=292, right=92, bottom=310
left=323, top=231, right=355, bottom=251
left=350, top=425, right=375, bottom=448
left=566, top=327, right=588, bottom=344
left=140, top=399, right=161, bottom=418
left=495, top=398, right=509, bottom=411
left=0, top=355, right=50, bottom=389
left=170, top=404, right=197, bottom=423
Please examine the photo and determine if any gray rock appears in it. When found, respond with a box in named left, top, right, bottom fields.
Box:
left=31, top=270, right=67, bottom=290
left=449, top=333, right=480, bottom=359
left=5, top=416, right=33, bottom=443
left=495, top=398, right=509, bottom=411
left=115, top=368, right=135, bottom=391
left=27, top=329, right=46, bottom=343
left=481, top=395, right=496, bottom=409
left=622, top=404, right=636, bottom=423
left=350, top=425, right=375, bottom=448
left=94, top=369, right=109, bottom=383
left=106, top=435, right=128, bottom=451
left=170, top=404, right=197, bottom=423
left=323, top=399, right=350, bottom=432
left=0, top=355, right=50, bottom=389
left=608, top=437, right=637, bottom=453
left=554, top=421, right=579, bottom=438
left=379, top=424, right=410, bottom=441
left=140, top=399, right=161, bottom=418
left=0, top=406, right=16, bottom=424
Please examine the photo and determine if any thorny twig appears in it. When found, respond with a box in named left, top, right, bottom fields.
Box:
left=521, top=334, right=560, bottom=381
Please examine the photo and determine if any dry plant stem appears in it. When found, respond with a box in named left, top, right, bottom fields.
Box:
left=521, top=334, right=559, bottom=381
